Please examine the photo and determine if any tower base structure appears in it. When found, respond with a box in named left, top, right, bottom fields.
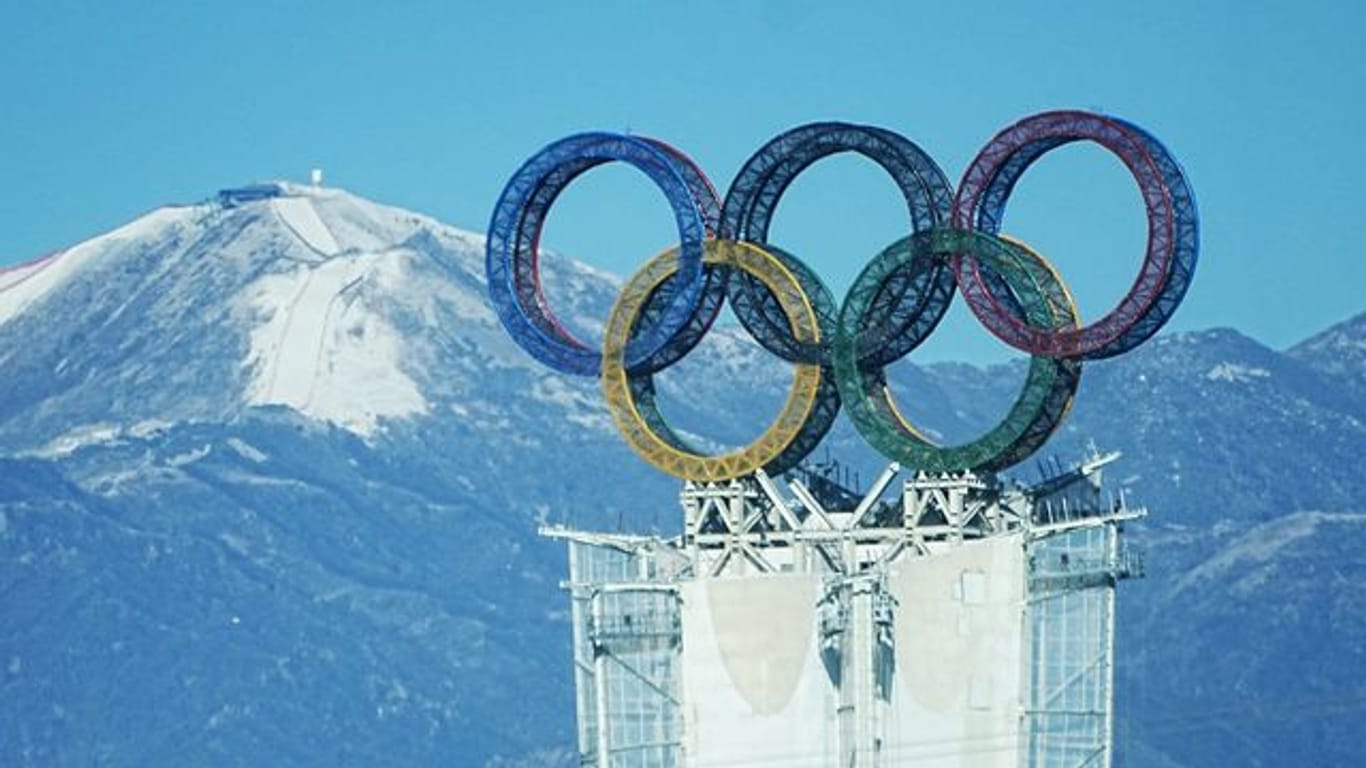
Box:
left=543, top=450, right=1143, bottom=767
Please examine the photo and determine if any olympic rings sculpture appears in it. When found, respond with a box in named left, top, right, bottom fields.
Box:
left=486, top=111, right=1198, bottom=482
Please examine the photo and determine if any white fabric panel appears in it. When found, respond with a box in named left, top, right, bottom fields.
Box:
left=885, top=533, right=1026, bottom=767
left=680, top=574, right=835, bottom=767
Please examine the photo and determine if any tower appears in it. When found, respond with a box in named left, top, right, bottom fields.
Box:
left=544, top=450, right=1142, bottom=767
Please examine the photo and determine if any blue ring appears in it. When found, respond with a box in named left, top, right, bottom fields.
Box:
left=485, top=133, right=709, bottom=376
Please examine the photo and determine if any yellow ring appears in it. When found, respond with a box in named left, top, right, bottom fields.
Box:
left=601, top=240, right=823, bottom=481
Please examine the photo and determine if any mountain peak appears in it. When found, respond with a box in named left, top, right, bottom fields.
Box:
left=0, top=183, right=583, bottom=450
left=1290, top=309, right=1366, bottom=352
left=1288, top=309, right=1366, bottom=402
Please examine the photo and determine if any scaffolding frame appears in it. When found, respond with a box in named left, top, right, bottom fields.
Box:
left=545, top=450, right=1143, bottom=767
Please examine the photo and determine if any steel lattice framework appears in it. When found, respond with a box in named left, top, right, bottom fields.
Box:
left=485, top=111, right=1199, bottom=481
left=951, top=111, right=1198, bottom=359
left=833, top=230, right=1082, bottom=473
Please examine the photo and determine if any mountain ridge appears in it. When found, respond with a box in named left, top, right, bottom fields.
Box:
left=1, top=183, right=1363, bottom=766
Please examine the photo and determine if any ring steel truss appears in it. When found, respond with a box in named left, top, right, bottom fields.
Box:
left=486, top=111, right=1198, bottom=481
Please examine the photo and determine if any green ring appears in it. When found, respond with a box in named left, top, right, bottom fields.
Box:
left=832, top=229, right=1082, bottom=473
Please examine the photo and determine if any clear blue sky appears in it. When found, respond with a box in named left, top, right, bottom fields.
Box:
left=2, top=0, right=1362, bottom=363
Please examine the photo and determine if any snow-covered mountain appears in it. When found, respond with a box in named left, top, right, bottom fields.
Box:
left=0, top=183, right=595, bottom=449
left=1, top=183, right=1363, bottom=766
left=1290, top=311, right=1366, bottom=406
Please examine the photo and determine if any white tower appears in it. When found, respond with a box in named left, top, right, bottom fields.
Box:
left=544, top=451, right=1141, bottom=767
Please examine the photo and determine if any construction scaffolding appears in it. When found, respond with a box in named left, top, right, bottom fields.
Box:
left=546, top=451, right=1142, bottom=767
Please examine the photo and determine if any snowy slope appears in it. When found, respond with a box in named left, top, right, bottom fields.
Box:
left=238, top=242, right=428, bottom=435
left=0, top=208, right=189, bottom=326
